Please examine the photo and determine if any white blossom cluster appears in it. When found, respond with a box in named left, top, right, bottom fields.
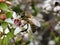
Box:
left=54, top=21, right=60, bottom=33
left=0, top=11, right=30, bottom=40
left=0, top=11, right=41, bottom=42
left=48, top=40, right=55, bottom=45
left=11, top=0, right=22, bottom=6
left=42, top=0, right=60, bottom=16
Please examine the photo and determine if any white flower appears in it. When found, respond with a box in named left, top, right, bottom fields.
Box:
left=17, top=15, right=21, bottom=19
left=36, top=4, right=42, bottom=8
left=37, top=13, right=43, bottom=19
left=8, top=24, right=13, bottom=29
left=5, top=18, right=14, bottom=24
left=23, top=33, right=29, bottom=41
left=27, top=24, right=31, bottom=32
left=12, top=12, right=17, bottom=19
left=52, top=0, right=60, bottom=5
left=5, top=28, right=9, bottom=34
left=43, top=3, right=51, bottom=9
left=48, top=40, right=55, bottom=45
left=46, top=6, right=52, bottom=11
left=42, top=10, right=49, bottom=14
left=21, top=32, right=29, bottom=41
left=29, top=6, right=32, bottom=10
left=44, top=0, right=51, bottom=4
left=54, top=21, right=60, bottom=30
left=21, top=20, right=26, bottom=26
left=23, top=24, right=28, bottom=29
left=54, top=6, right=60, bottom=12
left=14, top=27, right=22, bottom=35
left=0, top=26, right=3, bottom=32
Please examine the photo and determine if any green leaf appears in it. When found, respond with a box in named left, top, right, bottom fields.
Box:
left=3, top=37, right=9, bottom=45
left=7, top=32, right=14, bottom=38
left=6, top=12, right=12, bottom=18
left=25, top=41, right=30, bottom=45
left=7, top=28, right=15, bottom=38
left=0, top=39, right=3, bottom=45
left=2, top=22, right=8, bottom=30
left=0, top=3, right=8, bottom=11
left=16, top=41, right=21, bottom=45
left=12, top=5, right=22, bottom=14
left=54, top=36, right=59, bottom=43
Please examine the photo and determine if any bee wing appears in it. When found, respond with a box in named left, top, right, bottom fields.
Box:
left=28, top=17, right=41, bottom=27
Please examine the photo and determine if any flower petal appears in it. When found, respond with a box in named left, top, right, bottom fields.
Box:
left=0, top=26, right=3, bottom=32
left=5, top=28, right=9, bottom=34
left=14, top=27, right=22, bottom=35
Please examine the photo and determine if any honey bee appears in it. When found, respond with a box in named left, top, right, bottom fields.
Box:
left=21, top=11, right=41, bottom=33
left=24, top=11, right=41, bottom=27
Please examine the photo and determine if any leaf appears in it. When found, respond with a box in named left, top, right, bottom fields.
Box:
left=3, top=37, right=9, bottom=45
left=54, top=36, right=59, bottom=43
left=0, top=3, right=8, bottom=11
left=0, top=39, right=3, bottom=45
left=7, top=28, right=15, bottom=38
left=31, top=2, right=39, bottom=16
left=6, top=12, right=13, bottom=18
left=25, top=41, right=30, bottom=45
left=16, top=41, right=21, bottom=45
left=12, top=5, right=22, bottom=14
left=2, top=22, right=8, bottom=30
